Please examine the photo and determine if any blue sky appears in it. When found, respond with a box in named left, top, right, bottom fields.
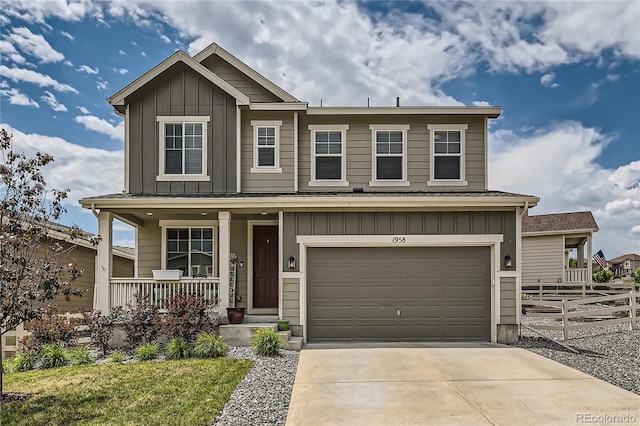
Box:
left=0, top=1, right=638, bottom=258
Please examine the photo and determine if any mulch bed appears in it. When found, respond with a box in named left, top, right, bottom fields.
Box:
left=1, top=392, right=33, bottom=403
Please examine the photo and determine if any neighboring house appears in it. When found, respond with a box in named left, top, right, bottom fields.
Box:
left=79, top=42, right=539, bottom=344
left=1, top=224, right=135, bottom=358
left=608, top=254, right=640, bottom=277
left=521, top=211, right=599, bottom=285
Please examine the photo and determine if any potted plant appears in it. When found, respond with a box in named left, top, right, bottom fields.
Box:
left=277, top=319, right=289, bottom=331
left=226, top=307, right=245, bottom=324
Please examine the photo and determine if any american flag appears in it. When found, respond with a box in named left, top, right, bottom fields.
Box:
left=593, top=250, right=607, bottom=269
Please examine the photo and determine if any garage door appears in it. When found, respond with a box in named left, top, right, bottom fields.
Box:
left=307, top=246, right=491, bottom=342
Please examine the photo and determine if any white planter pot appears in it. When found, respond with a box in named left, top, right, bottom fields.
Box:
left=152, top=270, right=183, bottom=280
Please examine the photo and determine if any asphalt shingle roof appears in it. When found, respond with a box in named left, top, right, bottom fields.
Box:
left=522, top=211, right=599, bottom=233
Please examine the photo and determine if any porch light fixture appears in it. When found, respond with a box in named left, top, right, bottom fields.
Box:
left=504, top=254, right=513, bottom=268
left=146, top=212, right=153, bottom=216
left=288, top=256, right=296, bottom=269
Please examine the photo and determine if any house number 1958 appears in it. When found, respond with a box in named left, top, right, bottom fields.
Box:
left=392, top=236, right=407, bottom=243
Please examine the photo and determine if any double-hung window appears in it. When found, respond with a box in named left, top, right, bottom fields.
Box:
left=251, top=120, right=282, bottom=173
left=164, top=225, right=215, bottom=277
left=309, top=124, right=349, bottom=186
left=427, top=124, right=468, bottom=186
left=157, top=116, right=209, bottom=181
left=369, top=124, right=410, bottom=186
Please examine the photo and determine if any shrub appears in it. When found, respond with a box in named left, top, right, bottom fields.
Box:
left=166, top=338, right=192, bottom=360
left=251, top=328, right=282, bottom=356
left=108, top=350, right=126, bottom=364
left=40, top=343, right=70, bottom=369
left=11, top=351, right=37, bottom=372
left=635, top=267, right=640, bottom=284
left=21, top=306, right=78, bottom=353
left=2, top=359, right=14, bottom=374
left=81, top=308, right=117, bottom=356
left=119, top=294, right=162, bottom=349
left=161, top=292, right=217, bottom=342
left=593, top=267, right=614, bottom=283
left=136, top=342, right=159, bottom=361
left=68, top=347, right=95, bottom=366
left=193, top=333, right=229, bottom=358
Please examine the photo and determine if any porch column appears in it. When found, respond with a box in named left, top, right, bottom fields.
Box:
left=218, top=211, right=231, bottom=313
left=95, top=210, right=113, bottom=313
left=577, top=242, right=585, bottom=268
left=587, top=235, right=593, bottom=283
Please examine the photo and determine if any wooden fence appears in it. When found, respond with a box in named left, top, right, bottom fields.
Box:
left=522, top=291, right=638, bottom=340
left=523, top=281, right=639, bottom=300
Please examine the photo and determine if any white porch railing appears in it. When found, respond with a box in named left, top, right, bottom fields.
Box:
left=565, top=268, right=589, bottom=283
left=110, top=278, right=220, bottom=310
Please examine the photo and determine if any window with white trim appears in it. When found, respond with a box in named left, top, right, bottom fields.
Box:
left=309, top=124, right=349, bottom=186
left=369, top=124, right=410, bottom=186
left=428, top=124, right=468, bottom=186
left=157, top=116, right=209, bottom=181
left=251, top=120, right=282, bottom=173
left=166, top=227, right=214, bottom=277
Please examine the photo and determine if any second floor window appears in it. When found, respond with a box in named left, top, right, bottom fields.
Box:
left=369, top=125, right=410, bottom=186
left=157, top=116, right=209, bottom=181
left=251, top=120, right=282, bottom=173
left=309, top=124, right=349, bottom=186
left=428, top=124, right=468, bottom=186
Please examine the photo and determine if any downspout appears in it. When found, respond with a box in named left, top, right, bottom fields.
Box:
left=516, top=201, right=529, bottom=326
left=91, top=203, right=99, bottom=219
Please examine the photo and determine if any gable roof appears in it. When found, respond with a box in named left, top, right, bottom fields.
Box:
left=522, top=211, right=599, bottom=234
left=608, top=253, right=640, bottom=263
left=108, top=50, right=250, bottom=113
left=193, top=42, right=299, bottom=103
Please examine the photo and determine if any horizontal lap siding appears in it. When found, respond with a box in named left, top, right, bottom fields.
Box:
left=113, top=255, right=134, bottom=278
left=298, top=115, right=486, bottom=192
left=522, top=235, right=564, bottom=284
left=137, top=221, right=161, bottom=278
left=241, top=111, right=295, bottom=192
left=51, top=244, right=96, bottom=313
left=230, top=221, right=248, bottom=308
left=500, top=277, right=517, bottom=324
left=283, top=277, right=300, bottom=325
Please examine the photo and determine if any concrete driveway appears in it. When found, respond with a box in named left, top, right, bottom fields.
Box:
left=286, top=345, right=640, bottom=425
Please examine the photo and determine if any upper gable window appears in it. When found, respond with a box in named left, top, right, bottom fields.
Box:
left=369, top=124, right=410, bottom=187
left=308, top=124, right=349, bottom=186
left=251, top=120, right=282, bottom=173
left=427, top=124, right=468, bottom=186
left=157, top=116, right=210, bottom=182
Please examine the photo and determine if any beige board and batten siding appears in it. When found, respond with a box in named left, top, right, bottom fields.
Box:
left=522, top=235, right=564, bottom=284
left=200, top=55, right=282, bottom=103
left=298, top=115, right=486, bottom=192
left=127, top=62, right=237, bottom=195
left=241, top=110, right=295, bottom=192
left=500, top=276, right=517, bottom=324
left=282, top=211, right=517, bottom=273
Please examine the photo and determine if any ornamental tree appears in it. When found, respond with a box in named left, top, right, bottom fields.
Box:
left=0, top=128, right=83, bottom=398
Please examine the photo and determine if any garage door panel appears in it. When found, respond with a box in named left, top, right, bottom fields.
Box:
left=307, top=246, right=490, bottom=342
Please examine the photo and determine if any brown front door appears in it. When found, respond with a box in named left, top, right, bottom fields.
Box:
left=253, top=225, right=278, bottom=309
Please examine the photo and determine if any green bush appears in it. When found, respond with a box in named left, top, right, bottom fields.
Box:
left=2, top=359, right=15, bottom=374
left=68, top=347, right=95, bottom=365
left=635, top=267, right=640, bottom=283
left=108, top=349, right=126, bottom=364
left=11, top=351, right=38, bottom=372
left=40, top=343, right=70, bottom=369
left=193, top=333, right=229, bottom=358
left=135, top=342, right=159, bottom=361
left=593, top=267, right=614, bottom=283
left=166, top=338, right=192, bottom=360
left=251, top=328, right=282, bottom=356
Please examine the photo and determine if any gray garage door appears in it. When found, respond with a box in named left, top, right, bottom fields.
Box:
left=307, top=246, right=491, bottom=342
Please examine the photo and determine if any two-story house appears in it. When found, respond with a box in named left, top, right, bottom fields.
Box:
left=80, top=43, right=539, bottom=344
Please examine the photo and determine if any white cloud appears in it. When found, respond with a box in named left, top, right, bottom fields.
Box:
left=41, top=90, right=67, bottom=111
left=76, top=106, right=90, bottom=114
left=118, top=49, right=126, bottom=55
left=160, top=34, right=171, bottom=43
left=5, top=26, right=65, bottom=63
left=489, top=122, right=640, bottom=257
left=74, top=114, right=124, bottom=140
left=1, top=0, right=103, bottom=24
left=0, top=123, right=123, bottom=205
left=117, top=68, right=128, bottom=75
left=96, top=78, right=109, bottom=91
left=540, top=72, right=558, bottom=88
left=60, top=30, right=75, bottom=41
left=0, top=40, right=27, bottom=64
left=0, top=86, right=39, bottom=107
left=0, top=64, right=78, bottom=93
left=113, top=238, right=135, bottom=248
left=472, top=100, right=490, bottom=107
left=77, top=64, right=99, bottom=74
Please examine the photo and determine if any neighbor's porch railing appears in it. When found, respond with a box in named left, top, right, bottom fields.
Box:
left=110, top=278, right=220, bottom=309
left=565, top=268, right=589, bottom=283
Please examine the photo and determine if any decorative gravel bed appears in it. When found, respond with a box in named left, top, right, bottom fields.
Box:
left=212, top=347, right=300, bottom=426
left=512, top=307, right=639, bottom=395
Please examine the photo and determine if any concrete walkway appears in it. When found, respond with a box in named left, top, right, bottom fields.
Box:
left=286, top=345, right=640, bottom=425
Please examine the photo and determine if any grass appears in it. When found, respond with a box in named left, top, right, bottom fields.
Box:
left=1, top=358, right=254, bottom=426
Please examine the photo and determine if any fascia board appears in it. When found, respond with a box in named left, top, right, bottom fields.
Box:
left=523, top=229, right=598, bottom=237
left=307, top=106, right=502, bottom=117
left=249, top=102, right=308, bottom=111
left=194, top=43, right=299, bottom=102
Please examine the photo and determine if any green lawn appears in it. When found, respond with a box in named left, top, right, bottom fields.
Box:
left=1, top=358, right=254, bottom=426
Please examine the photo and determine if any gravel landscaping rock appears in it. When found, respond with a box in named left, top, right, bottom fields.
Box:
left=212, top=347, right=300, bottom=426
left=512, top=312, right=639, bottom=395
